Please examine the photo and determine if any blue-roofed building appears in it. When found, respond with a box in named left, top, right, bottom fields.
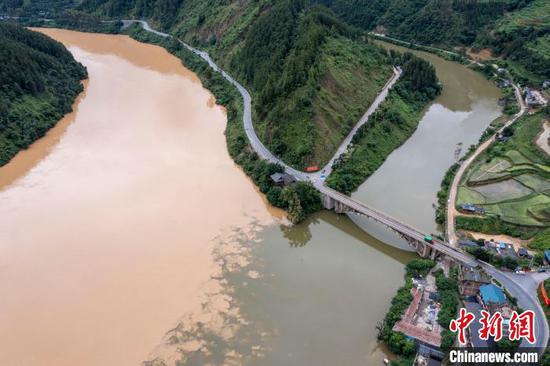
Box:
left=479, top=284, right=506, bottom=306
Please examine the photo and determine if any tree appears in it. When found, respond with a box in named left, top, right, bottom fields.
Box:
left=405, top=259, right=435, bottom=278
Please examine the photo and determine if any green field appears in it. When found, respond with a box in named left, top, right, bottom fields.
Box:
left=483, top=194, right=550, bottom=226
left=516, top=174, right=550, bottom=193
left=457, top=186, right=487, bottom=205
left=457, top=109, right=550, bottom=232
left=467, top=157, right=512, bottom=183
left=472, top=179, right=533, bottom=203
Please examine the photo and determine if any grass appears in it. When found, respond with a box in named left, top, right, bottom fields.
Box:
left=457, top=186, right=486, bottom=205
left=483, top=193, right=550, bottom=226
left=471, top=179, right=533, bottom=203
left=309, top=35, right=391, bottom=165
left=504, top=150, right=531, bottom=165
left=493, top=0, right=550, bottom=33
left=467, top=157, right=511, bottom=183
left=325, top=89, right=425, bottom=194
left=516, top=174, right=550, bottom=193
left=526, top=34, right=550, bottom=60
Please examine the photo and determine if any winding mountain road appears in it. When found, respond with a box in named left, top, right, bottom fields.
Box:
left=127, top=20, right=548, bottom=351
left=446, top=84, right=526, bottom=247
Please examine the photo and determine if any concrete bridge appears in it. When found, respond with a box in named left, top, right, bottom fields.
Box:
left=126, top=19, right=477, bottom=266
left=317, top=184, right=477, bottom=266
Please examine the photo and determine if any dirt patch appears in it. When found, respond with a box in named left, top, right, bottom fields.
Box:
left=466, top=48, right=494, bottom=62
left=536, top=120, right=550, bottom=156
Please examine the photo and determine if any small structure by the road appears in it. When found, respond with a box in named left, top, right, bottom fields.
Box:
left=545, top=250, right=550, bottom=264
left=518, top=247, right=530, bottom=258
left=525, top=87, right=548, bottom=107
left=270, top=172, right=295, bottom=186
left=459, top=267, right=491, bottom=296
left=497, top=242, right=518, bottom=258
left=499, top=79, right=512, bottom=88
left=484, top=241, right=517, bottom=259
left=459, top=203, right=485, bottom=215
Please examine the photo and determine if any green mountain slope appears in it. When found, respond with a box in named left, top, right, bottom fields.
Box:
left=73, top=0, right=394, bottom=169
left=0, top=23, right=87, bottom=166
left=316, top=0, right=549, bottom=84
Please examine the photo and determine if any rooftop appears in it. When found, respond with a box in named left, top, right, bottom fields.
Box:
left=461, top=268, right=491, bottom=283
left=270, top=172, right=295, bottom=185
left=479, top=284, right=506, bottom=305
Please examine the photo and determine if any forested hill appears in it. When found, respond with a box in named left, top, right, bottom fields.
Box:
left=2, top=0, right=548, bottom=84
left=74, top=0, right=395, bottom=169
left=316, top=0, right=549, bottom=84
left=0, top=23, right=87, bottom=166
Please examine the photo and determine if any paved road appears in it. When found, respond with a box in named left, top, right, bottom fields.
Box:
left=123, top=20, right=399, bottom=182
left=446, top=84, right=526, bottom=247
left=313, top=66, right=402, bottom=178
left=369, top=33, right=483, bottom=67
left=122, top=20, right=309, bottom=179
left=129, top=20, right=548, bottom=351
left=481, top=264, right=550, bottom=349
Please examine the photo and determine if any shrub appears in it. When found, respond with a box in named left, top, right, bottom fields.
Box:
left=405, top=259, right=435, bottom=278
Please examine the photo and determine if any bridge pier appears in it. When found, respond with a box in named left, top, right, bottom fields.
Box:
left=430, top=247, right=437, bottom=261
left=321, top=193, right=351, bottom=214
left=319, top=189, right=469, bottom=266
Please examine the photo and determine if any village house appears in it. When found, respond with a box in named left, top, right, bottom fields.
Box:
left=269, top=172, right=295, bottom=186
left=524, top=87, right=548, bottom=107
left=459, top=203, right=485, bottom=215
left=459, top=267, right=491, bottom=297
left=477, top=283, right=507, bottom=310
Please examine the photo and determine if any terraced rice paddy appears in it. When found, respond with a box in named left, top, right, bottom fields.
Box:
left=471, top=179, right=533, bottom=203
left=457, top=111, right=550, bottom=228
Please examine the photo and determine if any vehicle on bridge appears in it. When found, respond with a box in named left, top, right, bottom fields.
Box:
left=424, top=235, right=433, bottom=244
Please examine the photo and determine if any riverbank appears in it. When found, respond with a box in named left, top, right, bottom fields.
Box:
left=0, top=28, right=284, bottom=366
left=122, top=24, right=325, bottom=223
left=0, top=80, right=87, bottom=190
left=0, top=23, right=87, bottom=167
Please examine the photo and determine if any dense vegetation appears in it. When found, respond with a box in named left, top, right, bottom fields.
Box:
left=434, top=268, right=460, bottom=352
left=315, top=0, right=549, bottom=84
left=465, top=246, right=520, bottom=270
left=327, top=51, right=441, bottom=194
left=231, top=3, right=392, bottom=169
left=0, top=22, right=86, bottom=166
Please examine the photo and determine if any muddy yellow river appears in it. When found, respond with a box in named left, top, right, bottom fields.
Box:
left=0, top=29, right=277, bottom=366
left=2, top=28, right=502, bottom=366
